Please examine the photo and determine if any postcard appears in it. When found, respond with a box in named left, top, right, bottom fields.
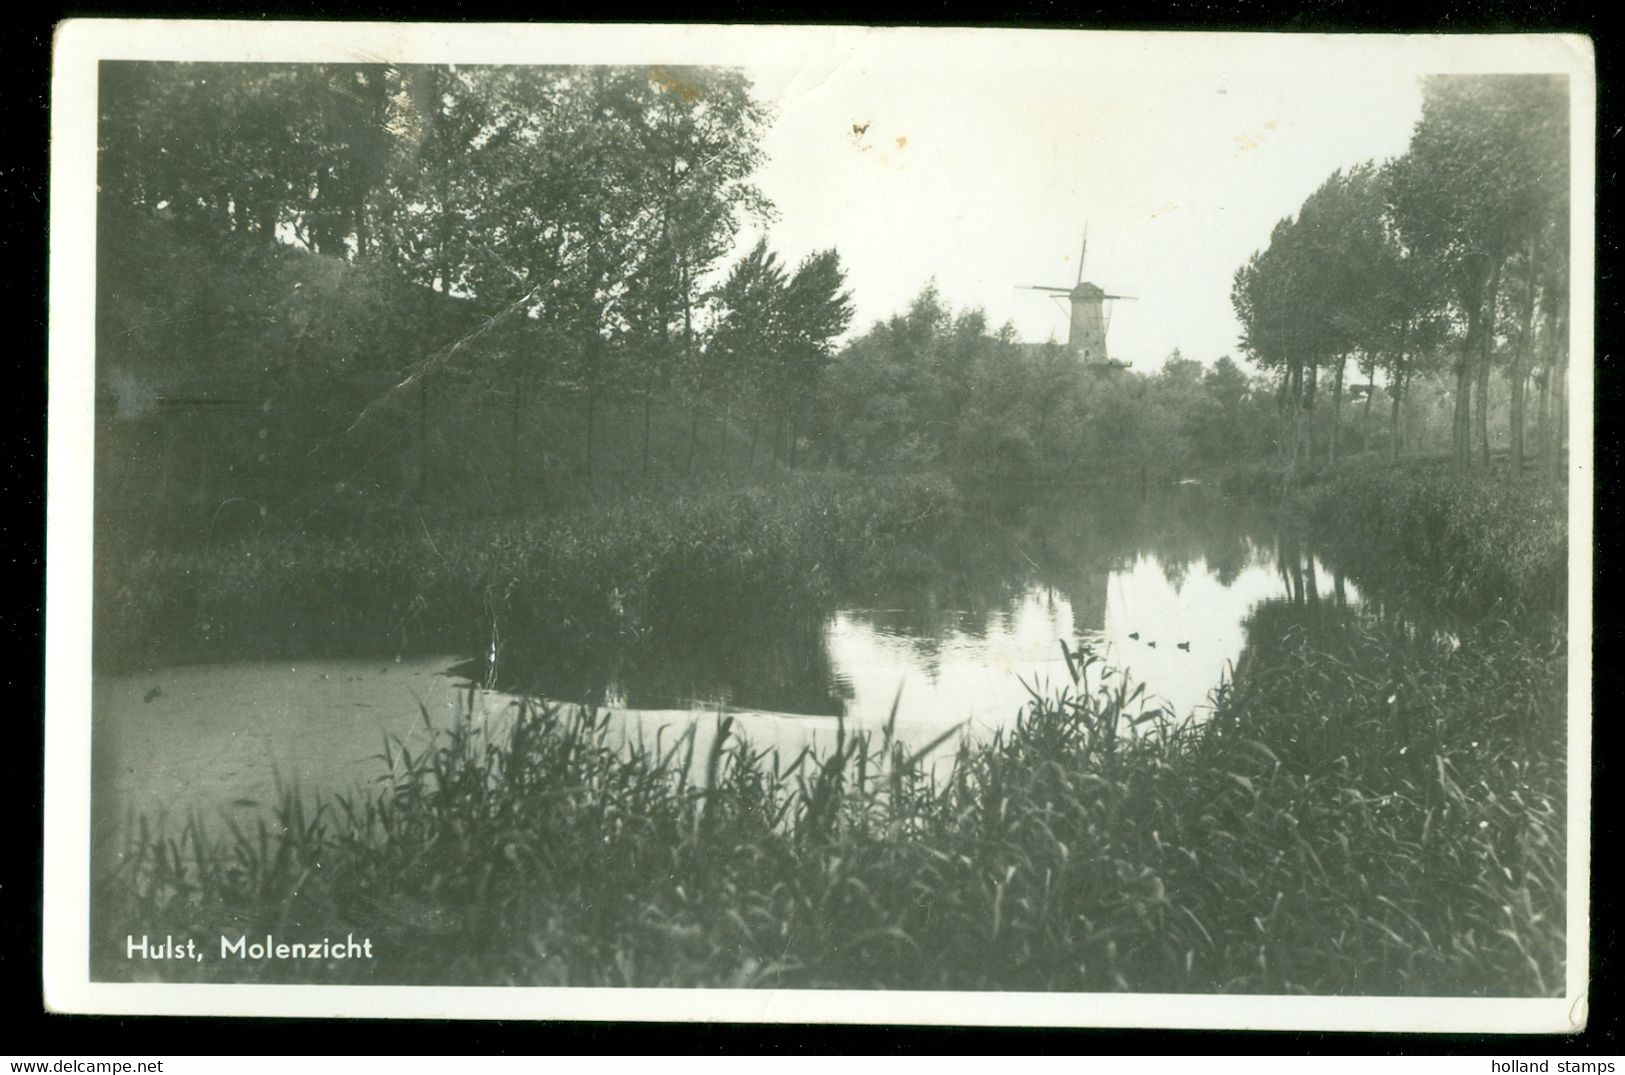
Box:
left=44, top=21, right=1594, bottom=1029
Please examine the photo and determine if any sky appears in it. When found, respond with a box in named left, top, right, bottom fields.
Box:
left=734, top=35, right=1428, bottom=368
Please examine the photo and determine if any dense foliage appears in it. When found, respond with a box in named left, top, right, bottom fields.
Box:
left=96, top=64, right=850, bottom=533
left=804, top=286, right=1280, bottom=481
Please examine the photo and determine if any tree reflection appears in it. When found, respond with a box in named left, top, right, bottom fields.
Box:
left=479, top=486, right=1343, bottom=719
left=487, top=608, right=851, bottom=717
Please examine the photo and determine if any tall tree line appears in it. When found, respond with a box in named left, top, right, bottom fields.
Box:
left=1231, top=74, right=1569, bottom=481
left=807, top=284, right=1277, bottom=480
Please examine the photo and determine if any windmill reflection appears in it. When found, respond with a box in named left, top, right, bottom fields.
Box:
left=481, top=487, right=1428, bottom=736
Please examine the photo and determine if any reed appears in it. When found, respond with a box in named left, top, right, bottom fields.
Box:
left=97, top=611, right=1565, bottom=996
left=1218, top=459, right=1566, bottom=622
left=94, top=472, right=959, bottom=671
left=1296, top=465, right=1566, bottom=621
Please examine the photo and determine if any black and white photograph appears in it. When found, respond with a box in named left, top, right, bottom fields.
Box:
left=43, top=23, right=1593, bottom=1028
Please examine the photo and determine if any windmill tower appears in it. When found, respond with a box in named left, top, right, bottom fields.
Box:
left=1019, top=228, right=1136, bottom=366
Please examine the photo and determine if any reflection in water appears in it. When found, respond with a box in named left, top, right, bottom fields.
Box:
left=495, top=487, right=1370, bottom=740
left=100, top=487, right=1416, bottom=818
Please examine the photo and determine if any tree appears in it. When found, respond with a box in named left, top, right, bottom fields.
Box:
left=705, top=239, right=791, bottom=466
left=1317, top=160, right=1451, bottom=465
left=1184, top=355, right=1257, bottom=462
left=613, top=67, right=774, bottom=477
left=98, top=64, right=406, bottom=257
left=778, top=248, right=855, bottom=468
left=1534, top=202, right=1571, bottom=483
left=820, top=283, right=961, bottom=471
left=1233, top=213, right=1323, bottom=478
left=1389, top=74, right=1569, bottom=470
left=96, top=62, right=788, bottom=511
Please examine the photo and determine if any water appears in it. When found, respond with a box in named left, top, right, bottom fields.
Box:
left=96, top=487, right=1372, bottom=819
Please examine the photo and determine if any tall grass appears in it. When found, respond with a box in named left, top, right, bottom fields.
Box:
left=1219, top=458, right=1567, bottom=622
left=1296, top=466, right=1566, bottom=621
left=97, top=611, right=1565, bottom=995
left=94, top=473, right=958, bottom=671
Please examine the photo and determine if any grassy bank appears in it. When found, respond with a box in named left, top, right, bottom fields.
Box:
left=94, top=472, right=958, bottom=672
left=96, top=612, right=1565, bottom=994
left=1220, top=457, right=1568, bottom=621
left=94, top=462, right=1570, bottom=995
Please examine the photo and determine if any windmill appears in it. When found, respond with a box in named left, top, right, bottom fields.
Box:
left=1019, top=227, right=1137, bottom=366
